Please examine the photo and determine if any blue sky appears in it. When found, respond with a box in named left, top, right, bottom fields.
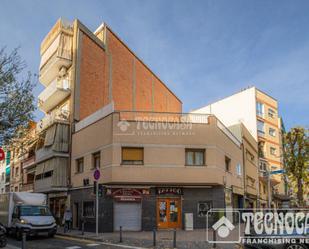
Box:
left=1, top=0, right=308, bottom=129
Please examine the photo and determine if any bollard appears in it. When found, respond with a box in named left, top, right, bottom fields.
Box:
left=212, top=229, right=216, bottom=248
left=153, top=229, right=156, bottom=247
left=81, top=219, right=85, bottom=236
left=173, top=229, right=176, bottom=248
left=22, top=232, right=27, bottom=249
left=119, top=226, right=123, bottom=243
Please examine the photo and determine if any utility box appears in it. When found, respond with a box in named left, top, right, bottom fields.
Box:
left=184, top=213, right=193, bottom=231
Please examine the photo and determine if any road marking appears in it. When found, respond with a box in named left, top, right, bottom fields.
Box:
left=87, top=244, right=100, bottom=247
left=6, top=244, right=21, bottom=249
left=56, top=235, right=147, bottom=249
left=65, top=247, right=82, bottom=249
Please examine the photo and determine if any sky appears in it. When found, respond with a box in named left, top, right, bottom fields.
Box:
left=0, top=0, right=308, bottom=129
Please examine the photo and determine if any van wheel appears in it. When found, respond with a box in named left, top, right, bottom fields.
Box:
left=15, top=230, right=22, bottom=241
left=0, top=237, right=7, bottom=248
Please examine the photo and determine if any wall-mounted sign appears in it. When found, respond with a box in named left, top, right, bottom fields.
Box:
left=106, top=188, right=149, bottom=202
left=156, top=187, right=183, bottom=195
left=0, top=148, right=4, bottom=161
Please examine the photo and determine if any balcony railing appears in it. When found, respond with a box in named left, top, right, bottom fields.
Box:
left=38, top=78, right=71, bottom=113
left=36, top=108, right=70, bottom=133
left=39, top=19, right=73, bottom=85
left=22, top=156, right=35, bottom=169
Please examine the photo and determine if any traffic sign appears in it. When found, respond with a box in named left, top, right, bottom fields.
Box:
left=0, top=148, right=4, bottom=161
left=93, top=169, right=100, bottom=180
left=270, top=169, right=285, bottom=175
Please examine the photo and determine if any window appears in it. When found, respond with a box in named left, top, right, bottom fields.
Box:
left=263, top=184, right=266, bottom=194
left=185, top=149, right=205, bottom=166
left=15, top=167, right=19, bottom=177
left=256, top=102, right=264, bottom=117
left=92, top=152, right=101, bottom=169
left=269, top=128, right=276, bottom=137
left=122, top=147, right=143, bottom=165
left=76, top=158, right=84, bottom=173
left=236, top=163, right=242, bottom=176
left=83, top=201, right=95, bottom=217
left=268, top=108, right=275, bottom=118
left=225, top=156, right=231, bottom=172
left=259, top=161, right=267, bottom=171
left=44, top=170, right=53, bottom=178
left=35, top=174, right=43, bottom=180
left=257, top=120, right=265, bottom=134
left=270, top=147, right=276, bottom=156
left=197, top=201, right=212, bottom=217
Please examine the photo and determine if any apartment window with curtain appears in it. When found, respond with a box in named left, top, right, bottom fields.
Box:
left=92, top=152, right=101, bottom=169
left=225, top=156, right=231, bottom=172
left=76, top=158, right=84, bottom=173
left=269, top=127, right=276, bottom=137
left=270, top=147, right=276, bottom=156
left=185, top=149, right=205, bottom=166
left=268, top=108, right=276, bottom=118
left=256, top=102, right=264, bottom=117
left=257, top=120, right=265, bottom=134
left=122, top=147, right=143, bottom=165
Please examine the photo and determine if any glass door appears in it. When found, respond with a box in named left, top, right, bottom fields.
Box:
left=157, top=198, right=181, bottom=229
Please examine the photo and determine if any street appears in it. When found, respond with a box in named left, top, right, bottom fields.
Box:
left=6, top=235, right=137, bottom=249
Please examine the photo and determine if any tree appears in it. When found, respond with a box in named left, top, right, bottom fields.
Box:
left=284, top=127, right=309, bottom=206
left=0, top=47, right=36, bottom=145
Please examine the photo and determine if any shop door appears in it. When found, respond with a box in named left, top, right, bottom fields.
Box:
left=114, top=202, right=142, bottom=231
left=157, top=198, right=181, bottom=229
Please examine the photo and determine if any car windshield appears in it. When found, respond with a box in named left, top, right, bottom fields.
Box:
left=19, top=206, right=52, bottom=216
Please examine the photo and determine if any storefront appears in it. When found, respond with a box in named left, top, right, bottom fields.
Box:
left=106, top=188, right=150, bottom=231
left=48, top=192, right=68, bottom=225
left=156, top=187, right=182, bottom=229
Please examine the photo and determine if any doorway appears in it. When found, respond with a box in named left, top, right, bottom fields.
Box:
left=157, top=198, right=181, bottom=229
left=73, top=202, right=79, bottom=229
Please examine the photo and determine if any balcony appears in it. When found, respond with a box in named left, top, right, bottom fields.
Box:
left=38, top=78, right=71, bottom=113
left=36, top=108, right=70, bottom=133
left=39, top=19, right=73, bottom=85
left=22, top=156, right=35, bottom=169
left=22, top=183, right=34, bottom=192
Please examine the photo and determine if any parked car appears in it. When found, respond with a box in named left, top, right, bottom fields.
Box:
left=0, top=192, right=57, bottom=240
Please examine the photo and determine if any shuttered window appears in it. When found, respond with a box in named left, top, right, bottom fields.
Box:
left=122, top=147, right=143, bottom=165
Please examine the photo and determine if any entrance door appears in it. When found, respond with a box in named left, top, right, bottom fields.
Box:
left=157, top=198, right=181, bottom=229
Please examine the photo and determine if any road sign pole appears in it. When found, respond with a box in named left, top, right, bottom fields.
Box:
left=96, top=181, right=99, bottom=236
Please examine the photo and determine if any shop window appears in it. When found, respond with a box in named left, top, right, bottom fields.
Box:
left=197, top=201, right=212, bottom=217
left=225, top=156, right=231, bottom=172
left=185, top=149, right=205, bottom=166
left=92, top=152, right=101, bottom=169
left=76, top=158, right=84, bottom=173
left=83, top=201, right=95, bottom=217
left=122, top=147, right=143, bottom=165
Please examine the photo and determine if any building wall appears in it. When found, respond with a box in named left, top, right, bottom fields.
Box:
left=71, top=113, right=243, bottom=190
left=0, top=159, right=6, bottom=193
left=192, top=87, right=258, bottom=140
left=76, top=24, right=182, bottom=122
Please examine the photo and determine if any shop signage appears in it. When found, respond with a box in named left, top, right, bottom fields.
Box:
left=156, top=187, right=183, bottom=195
left=106, top=188, right=150, bottom=202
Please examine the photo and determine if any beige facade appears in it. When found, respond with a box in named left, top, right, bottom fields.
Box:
left=71, top=112, right=243, bottom=191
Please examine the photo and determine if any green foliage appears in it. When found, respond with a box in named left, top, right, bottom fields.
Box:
left=0, top=47, right=36, bottom=146
left=283, top=127, right=309, bottom=206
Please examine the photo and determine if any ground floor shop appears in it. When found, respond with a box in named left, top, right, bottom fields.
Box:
left=48, top=192, right=68, bottom=225
left=69, top=185, right=227, bottom=232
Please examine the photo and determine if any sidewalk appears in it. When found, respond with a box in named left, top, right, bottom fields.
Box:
left=56, top=227, right=243, bottom=249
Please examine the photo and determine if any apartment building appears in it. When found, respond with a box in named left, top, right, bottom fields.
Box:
left=193, top=87, right=286, bottom=207
left=229, top=123, right=259, bottom=208
left=36, top=18, right=182, bottom=223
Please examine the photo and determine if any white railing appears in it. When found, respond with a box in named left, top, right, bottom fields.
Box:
left=216, top=120, right=241, bottom=147
left=36, top=109, right=70, bottom=133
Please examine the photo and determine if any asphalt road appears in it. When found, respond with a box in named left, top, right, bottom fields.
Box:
left=6, top=235, right=140, bottom=249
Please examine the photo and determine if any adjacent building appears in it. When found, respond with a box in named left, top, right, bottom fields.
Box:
left=193, top=87, right=286, bottom=207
